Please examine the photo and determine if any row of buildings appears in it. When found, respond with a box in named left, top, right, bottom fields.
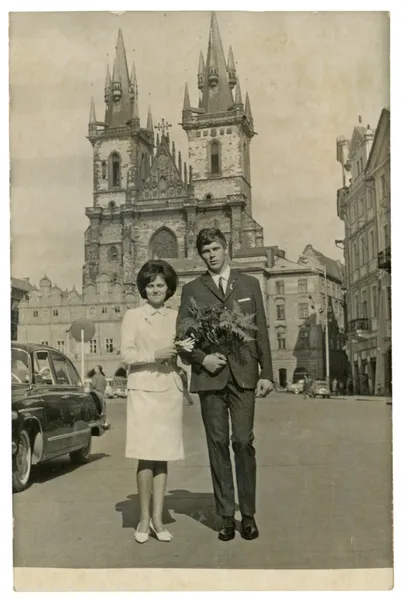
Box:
left=336, top=108, right=391, bottom=396
left=12, top=14, right=390, bottom=395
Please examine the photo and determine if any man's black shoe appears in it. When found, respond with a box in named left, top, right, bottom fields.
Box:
left=218, top=517, right=236, bottom=542
left=241, top=516, right=259, bottom=540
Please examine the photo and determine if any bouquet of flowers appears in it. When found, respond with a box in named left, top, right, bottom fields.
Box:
left=176, top=297, right=257, bottom=357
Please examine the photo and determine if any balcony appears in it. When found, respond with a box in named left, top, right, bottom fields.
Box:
left=348, top=318, right=372, bottom=335
left=378, top=246, right=391, bottom=273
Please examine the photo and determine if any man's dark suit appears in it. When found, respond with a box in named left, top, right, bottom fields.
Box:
left=177, top=268, right=273, bottom=518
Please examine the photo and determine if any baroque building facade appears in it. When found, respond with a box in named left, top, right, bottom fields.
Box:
left=17, top=14, right=347, bottom=384
left=336, top=108, right=391, bottom=395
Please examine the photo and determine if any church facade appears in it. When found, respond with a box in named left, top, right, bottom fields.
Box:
left=17, top=14, right=346, bottom=384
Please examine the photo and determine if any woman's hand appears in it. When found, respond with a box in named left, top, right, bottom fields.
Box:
left=155, top=344, right=178, bottom=362
left=175, top=336, right=196, bottom=353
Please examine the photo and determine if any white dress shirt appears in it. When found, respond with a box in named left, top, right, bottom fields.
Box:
left=209, top=264, right=231, bottom=294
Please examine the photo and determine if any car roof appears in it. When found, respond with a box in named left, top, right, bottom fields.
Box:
left=11, top=341, right=72, bottom=360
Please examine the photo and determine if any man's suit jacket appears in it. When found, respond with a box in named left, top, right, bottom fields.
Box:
left=177, top=269, right=273, bottom=393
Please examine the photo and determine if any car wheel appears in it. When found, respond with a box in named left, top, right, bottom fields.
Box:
left=69, top=434, right=92, bottom=465
left=12, top=429, right=32, bottom=493
left=294, top=389, right=299, bottom=394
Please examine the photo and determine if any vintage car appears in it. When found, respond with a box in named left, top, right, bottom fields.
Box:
left=11, top=342, right=107, bottom=492
left=286, top=379, right=305, bottom=394
left=306, top=379, right=331, bottom=399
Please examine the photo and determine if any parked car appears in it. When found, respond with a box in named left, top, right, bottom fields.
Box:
left=307, top=380, right=331, bottom=399
left=11, top=342, right=107, bottom=492
left=287, top=379, right=304, bottom=394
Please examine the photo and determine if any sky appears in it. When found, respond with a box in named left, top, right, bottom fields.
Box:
left=9, top=10, right=390, bottom=289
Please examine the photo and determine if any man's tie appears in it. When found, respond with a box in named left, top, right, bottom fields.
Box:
left=218, top=276, right=225, bottom=296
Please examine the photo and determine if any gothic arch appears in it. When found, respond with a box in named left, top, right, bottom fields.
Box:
left=150, top=227, right=178, bottom=259
left=108, top=151, right=121, bottom=189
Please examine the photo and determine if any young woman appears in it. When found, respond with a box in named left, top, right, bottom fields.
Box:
left=120, top=260, right=194, bottom=543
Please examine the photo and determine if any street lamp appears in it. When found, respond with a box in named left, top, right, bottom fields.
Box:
left=309, top=265, right=330, bottom=389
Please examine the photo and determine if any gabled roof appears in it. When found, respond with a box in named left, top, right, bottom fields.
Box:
left=365, top=107, right=390, bottom=174
left=140, top=135, right=188, bottom=199
left=298, top=245, right=344, bottom=281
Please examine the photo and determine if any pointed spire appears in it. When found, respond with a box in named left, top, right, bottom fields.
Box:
left=104, top=64, right=111, bottom=104
left=234, top=80, right=243, bottom=106
left=183, top=82, right=191, bottom=111
left=200, top=12, right=233, bottom=113
left=245, top=92, right=253, bottom=122
left=184, top=162, right=188, bottom=185
left=129, top=60, right=137, bottom=102
left=178, top=151, right=182, bottom=179
left=198, top=51, right=206, bottom=90
left=89, top=97, right=96, bottom=123
left=105, top=29, right=132, bottom=127
left=172, top=141, right=176, bottom=165
left=227, top=46, right=237, bottom=89
left=147, top=105, right=154, bottom=131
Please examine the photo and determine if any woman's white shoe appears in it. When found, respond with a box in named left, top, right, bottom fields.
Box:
left=150, top=520, right=173, bottom=542
left=134, top=527, right=150, bottom=543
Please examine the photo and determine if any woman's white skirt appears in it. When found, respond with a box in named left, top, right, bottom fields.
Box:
left=125, top=382, right=184, bottom=461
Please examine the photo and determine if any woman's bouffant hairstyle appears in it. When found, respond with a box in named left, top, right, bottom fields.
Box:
left=137, top=260, right=178, bottom=300
left=196, top=228, right=227, bottom=255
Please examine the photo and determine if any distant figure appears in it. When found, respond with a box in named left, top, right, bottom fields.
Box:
left=303, top=375, right=308, bottom=399
left=332, top=378, right=338, bottom=396
left=348, top=379, right=354, bottom=396
left=338, top=380, right=344, bottom=396
left=89, top=365, right=110, bottom=430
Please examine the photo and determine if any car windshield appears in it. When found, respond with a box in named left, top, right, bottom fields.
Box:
left=11, top=348, right=32, bottom=384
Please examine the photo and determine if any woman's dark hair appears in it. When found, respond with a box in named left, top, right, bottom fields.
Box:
left=137, top=259, right=178, bottom=300
left=196, top=228, right=227, bottom=255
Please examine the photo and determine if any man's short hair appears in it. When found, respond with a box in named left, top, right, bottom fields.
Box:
left=196, top=228, right=227, bottom=255
left=136, top=259, right=178, bottom=300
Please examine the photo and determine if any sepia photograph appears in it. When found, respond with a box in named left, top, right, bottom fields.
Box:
left=8, top=8, right=392, bottom=591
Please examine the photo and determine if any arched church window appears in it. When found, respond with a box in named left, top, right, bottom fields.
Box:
left=101, top=161, right=107, bottom=179
left=210, top=140, right=221, bottom=175
left=159, top=176, right=167, bottom=193
left=108, top=245, right=118, bottom=261
left=151, top=229, right=178, bottom=259
left=110, top=152, right=121, bottom=188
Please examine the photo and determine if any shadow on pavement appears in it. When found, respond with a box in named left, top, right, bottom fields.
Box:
left=29, top=452, right=110, bottom=486
left=115, top=489, right=240, bottom=532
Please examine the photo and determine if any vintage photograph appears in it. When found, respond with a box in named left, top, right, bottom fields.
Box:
left=9, top=10, right=391, bottom=590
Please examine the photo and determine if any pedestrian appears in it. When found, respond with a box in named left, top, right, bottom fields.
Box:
left=303, top=375, right=308, bottom=399
left=89, top=365, right=111, bottom=430
left=121, top=260, right=194, bottom=544
left=177, top=227, right=274, bottom=542
left=331, top=377, right=338, bottom=397
left=338, top=380, right=344, bottom=396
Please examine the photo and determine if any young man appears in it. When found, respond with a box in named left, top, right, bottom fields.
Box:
left=177, top=228, right=274, bottom=542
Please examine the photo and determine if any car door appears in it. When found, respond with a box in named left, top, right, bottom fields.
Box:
left=48, top=351, right=91, bottom=453
left=34, top=349, right=74, bottom=456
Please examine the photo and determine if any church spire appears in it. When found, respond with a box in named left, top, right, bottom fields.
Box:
left=245, top=92, right=253, bottom=123
left=105, top=29, right=132, bottom=128
left=199, top=12, right=233, bottom=113
left=147, top=105, right=154, bottom=131
left=88, top=97, right=97, bottom=136
left=183, top=82, right=191, bottom=111
left=227, top=46, right=237, bottom=89
left=198, top=51, right=205, bottom=91
left=234, top=79, right=243, bottom=106
left=104, top=64, right=111, bottom=104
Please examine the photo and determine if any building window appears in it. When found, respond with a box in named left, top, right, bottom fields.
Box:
left=387, top=286, right=392, bottom=320
left=352, top=241, right=359, bottom=272
left=108, top=245, right=118, bottom=261
left=360, top=235, right=366, bottom=266
left=53, top=309, right=59, bottom=317
left=41, top=341, right=48, bottom=346
left=210, top=140, right=221, bottom=175
left=361, top=290, right=368, bottom=318
left=110, top=152, right=121, bottom=188
left=300, top=329, right=310, bottom=349
left=33, top=310, right=39, bottom=317
left=101, top=161, right=107, bottom=179
left=360, top=157, right=363, bottom=174
left=359, top=195, right=365, bottom=216
left=367, top=189, right=373, bottom=208
left=357, top=160, right=360, bottom=176
left=275, top=280, right=285, bottom=296
left=114, top=306, right=121, bottom=314
left=43, top=309, right=49, bottom=318
left=89, top=340, right=97, bottom=354
left=57, top=340, right=65, bottom=352
left=151, top=228, right=178, bottom=259
left=298, top=279, right=308, bottom=295
left=354, top=293, right=360, bottom=319
left=277, top=329, right=286, bottom=350
left=371, top=285, right=378, bottom=318
left=298, top=303, right=309, bottom=319
left=102, top=306, right=107, bottom=314
left=383, top=223, right=389, bottom=248
left=90, top=306, right=96, bottom=314
left=369, top=229, right=375, bottom=260
left=381, top=174, right=387, bottom=198
left=276, top=304, right=285, bottom=320
left=105, top=338, right=114, bottom=353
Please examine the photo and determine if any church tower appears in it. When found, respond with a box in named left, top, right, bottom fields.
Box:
left=181, top=13, right=255, bottom=217
left=84, top=29, right=155, bottom=291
